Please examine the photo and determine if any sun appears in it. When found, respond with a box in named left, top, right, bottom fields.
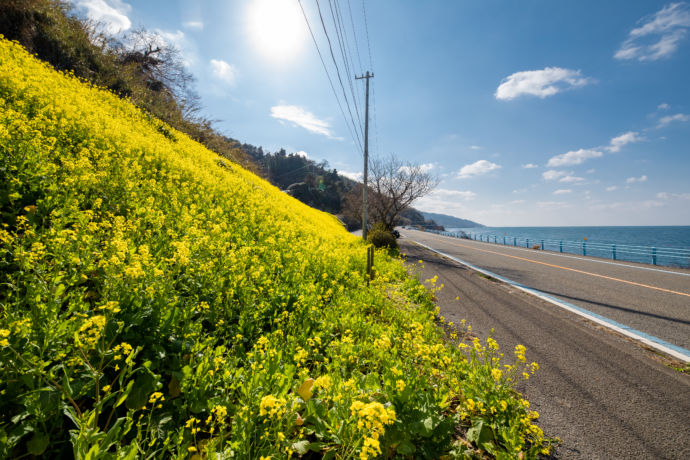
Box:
left=247, top=0, right=308, bottom=63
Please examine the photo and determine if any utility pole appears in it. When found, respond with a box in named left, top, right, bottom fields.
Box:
left=355, top=71, right=373, bottom=240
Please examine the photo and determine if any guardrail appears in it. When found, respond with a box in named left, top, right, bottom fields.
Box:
left=425, top=230, right=690, bottom=267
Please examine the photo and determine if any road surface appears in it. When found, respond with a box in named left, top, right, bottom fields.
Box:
left=401, top=228, right=690, bottom=353
left=398, top=238, right=690, bottom=459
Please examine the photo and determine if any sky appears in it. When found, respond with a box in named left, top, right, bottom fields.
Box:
left=72, top=0, right=690, bottom=226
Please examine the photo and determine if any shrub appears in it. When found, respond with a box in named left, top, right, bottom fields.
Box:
left=367, top=222, right=398, bottom=250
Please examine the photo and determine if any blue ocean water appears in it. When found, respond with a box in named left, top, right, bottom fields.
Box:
left=444, top=226, right=690, bottom=268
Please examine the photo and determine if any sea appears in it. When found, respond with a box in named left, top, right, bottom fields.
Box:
left=443, top=226, right=690, bottom=268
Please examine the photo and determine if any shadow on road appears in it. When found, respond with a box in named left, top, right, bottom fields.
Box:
left=536, top=289, right=690, bottom=326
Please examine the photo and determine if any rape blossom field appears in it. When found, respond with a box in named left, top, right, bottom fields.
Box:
left=0, top=37, right=550, bottom=458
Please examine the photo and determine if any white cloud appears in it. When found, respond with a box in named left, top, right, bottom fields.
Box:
left=210, top=59, right=237, bottom=85
left=626, top=175, right=648, bottom=183
left=469, top=145, right=482, bottom=150
left=607, top=131, right=644, bottom=152
left=414, top=189, right=476, bottom=218
left=657, top=113, right=689, bottom=127
left=547, top=148, right=602, bottom=167
left=157, top=29, right=185, bottom=47
left=640, top=200, right=665, bottom=208
left=270, top=105, right=337, bottom=138
left=606, top=186, right=619, bottom=192
left=658, top=102, right=670, bottom=110
left=457, top=160, right=501, bottom=179
left=542, top=169, right=569, bottom=181
left=183, top=21, right=204, bottom=30
left=521, top=163, right=539, bottom=169
left=495, top=67, right=592, bottom=100
left=399, top=163, right=434, bottom=174
left=294, top=150, right=309, bottom=159
left=511, top=199, right=526, bottom=204
left=615, top=3, right=690, bottom=61
left=559, top=175, right=585, bottom=183
left=657, top=191, right=690, bottom=200
left=553, top=189, right=572, bottom=195
left=75, top=0, right=131, bottom=35
left=340, top=170, right=362, bottom=181
left=536, top=201, right=570, bottom=209
left=586, top=168, right=596, bottom=174
left=428, top=188, right=477, bottom=201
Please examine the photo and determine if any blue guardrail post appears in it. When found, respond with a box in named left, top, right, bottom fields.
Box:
left=513, top=237, right=517, bottom=247
left=541, top=239, right=544, bottom=250
left=583, top=242, right=587, bottom=256
left=526, top=238, right=529, bottom=248
left=652, top=247, right=657, bottom=265
left=612, top=244, right=616, bottom=260
left=559, top=241, right=563, bottom=253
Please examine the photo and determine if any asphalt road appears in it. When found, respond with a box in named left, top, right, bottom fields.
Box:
left=400, top=229, right=690, bottom=352
left=398, top=239, right=690, bottom=459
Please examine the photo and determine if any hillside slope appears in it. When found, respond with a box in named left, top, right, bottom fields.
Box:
left=0, top=38, right=548, bottom=459
left=421, top=212, right=484, bottom=229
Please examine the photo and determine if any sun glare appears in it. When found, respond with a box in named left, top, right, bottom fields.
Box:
left=248, top=0, right=308, bottom=63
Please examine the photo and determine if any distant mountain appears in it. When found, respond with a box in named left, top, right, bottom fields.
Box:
left=398, top=208, right=443, bottom=230
left=421, top=212, right=483, bottom=228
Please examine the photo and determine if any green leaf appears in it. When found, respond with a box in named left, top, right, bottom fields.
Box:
left=62, top=371, right=73, bottom=398
left=27, top=432, right=49, bottom=455
left=423, top=416, right=435, bottom=433
left=116, top=380, right=134, bottom=408
left=125, top=385, right=147, bottom=410
left=466, top=420, right=483, bottom=443
left=396, top=439, right=416, bottom=455
left=307, top=442, right=326, bottom=452
left=54, top=284, right=65, bottom=297
left=467, top=419, right=494, bottom=447
left=121, top=443, right=139, bottom=460
left=292, top=440, right=310, bottom=455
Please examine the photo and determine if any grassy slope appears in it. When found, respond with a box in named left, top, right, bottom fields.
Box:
left=0, top=38, right=548, bottom=459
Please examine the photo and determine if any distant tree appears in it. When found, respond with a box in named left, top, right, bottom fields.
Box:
left=115, top=28, right=200, bottom=119
left=348, top=154, right=439, bottom=231
left=368, top=154, right=439, bottom=230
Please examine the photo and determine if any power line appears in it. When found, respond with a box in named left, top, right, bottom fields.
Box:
left=328, top=0, right=364, bottom=138
left=360, top=0, right=377, bottom=156
left=336, top=0, right=366, bottom=117
left=314, top=0, right=364, bottom=152
left=346, top=0, right=364, bottom=73
left=361, top=0, right=373, bottom=69
left=344, top=0, right=366, bottom=115
left=298, top=0, right=363, bottom=154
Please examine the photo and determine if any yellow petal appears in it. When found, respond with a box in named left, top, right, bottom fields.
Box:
left=297, top=378, right=314, bottom=401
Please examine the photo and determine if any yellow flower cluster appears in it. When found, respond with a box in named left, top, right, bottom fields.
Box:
left=0, top=329, right=9, bottom=347
left=350, top=401, right=396, bottom=459
left=75, top=315, right=106, bottom=348
left=259, top=395, right=287, bottom=419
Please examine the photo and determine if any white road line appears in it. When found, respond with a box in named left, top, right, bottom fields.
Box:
left=410, top=239, right=690, bottom=363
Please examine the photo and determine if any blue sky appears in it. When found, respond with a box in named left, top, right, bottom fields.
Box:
left=73, top=1, right=690, bottom=226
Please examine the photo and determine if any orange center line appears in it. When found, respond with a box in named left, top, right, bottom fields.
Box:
left=437, top=238, right=690, bottom=298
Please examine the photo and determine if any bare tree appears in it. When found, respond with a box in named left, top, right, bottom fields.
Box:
left=367, top=154, right=439, bottom=230
left=116, top=28, right=200, bottom=115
